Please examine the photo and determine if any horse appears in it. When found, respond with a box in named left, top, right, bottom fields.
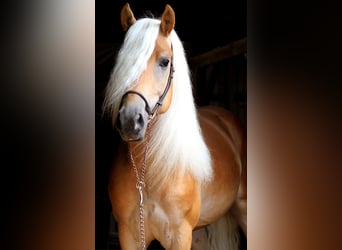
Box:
left=102, top=3, right=247, bottom=249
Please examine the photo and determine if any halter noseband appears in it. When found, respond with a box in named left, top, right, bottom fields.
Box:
left=120, top=44, right=174, bottom=119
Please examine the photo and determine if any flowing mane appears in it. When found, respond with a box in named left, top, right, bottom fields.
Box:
left=103, top=17, right=212, bottom=184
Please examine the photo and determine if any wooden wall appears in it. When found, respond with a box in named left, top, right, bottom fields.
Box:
left=190, top=37, right=247, bottom=126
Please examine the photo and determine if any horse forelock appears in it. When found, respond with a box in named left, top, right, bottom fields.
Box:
left=103, top=18, right=160, bottom=123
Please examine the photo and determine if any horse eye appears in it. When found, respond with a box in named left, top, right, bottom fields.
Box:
left=159, top=58, right=169, bottom=68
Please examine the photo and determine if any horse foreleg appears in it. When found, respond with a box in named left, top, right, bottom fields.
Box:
left=117, top=223, right=152, bottom=250
left=173, top=223, right=193, bottom=250
left=117, top=224, right=139, bottom=250
left=161, top=222, right=193, bottom=250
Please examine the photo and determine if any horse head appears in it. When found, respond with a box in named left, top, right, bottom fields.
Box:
left=116, top=3, right=175, bottom=141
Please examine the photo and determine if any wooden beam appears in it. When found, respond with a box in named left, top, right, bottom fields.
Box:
left=190, top=37, right=247, bottom=68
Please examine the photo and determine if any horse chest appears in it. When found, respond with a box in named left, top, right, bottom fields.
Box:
left=125, top=184, right=199, bottom=242
left=144, top=190, right=185, bottom=227
left=125, top=194, right=175, bottom=245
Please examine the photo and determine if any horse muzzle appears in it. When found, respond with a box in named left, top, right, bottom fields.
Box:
left=116, top=103, right=149, bottom=142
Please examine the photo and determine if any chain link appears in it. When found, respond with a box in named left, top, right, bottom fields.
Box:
left=128, top=121, right=152, bottom=250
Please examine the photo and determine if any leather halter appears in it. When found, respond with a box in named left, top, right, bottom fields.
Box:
left=120, top=44, right=174, bottom=119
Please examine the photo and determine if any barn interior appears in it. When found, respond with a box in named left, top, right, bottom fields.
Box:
left=96, top=0, right=246, bottom=249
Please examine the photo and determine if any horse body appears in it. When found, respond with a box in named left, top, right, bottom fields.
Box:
left=104, top=3, right=246, bottom=249
left=109, top=106, right=245, bottom=249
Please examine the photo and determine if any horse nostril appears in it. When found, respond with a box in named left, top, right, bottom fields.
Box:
left=136, top=113, right=144, bottom=127
left=133, top=113, right=145, bottom=133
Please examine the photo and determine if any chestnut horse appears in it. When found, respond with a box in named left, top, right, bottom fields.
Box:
left=103, top=3, right=246, bottom=249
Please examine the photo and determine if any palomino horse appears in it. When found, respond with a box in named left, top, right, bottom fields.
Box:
left=103, top=3, right=246, bottom=249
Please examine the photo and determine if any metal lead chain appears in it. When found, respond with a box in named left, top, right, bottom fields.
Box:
left=128, top=122, right=152, bottom=250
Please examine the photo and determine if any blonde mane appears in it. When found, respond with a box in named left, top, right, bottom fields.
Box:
left=103, top=18, right=212, bottom=185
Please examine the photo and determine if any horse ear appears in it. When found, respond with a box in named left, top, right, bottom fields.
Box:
left=160, top=4, right=175, bottom=36
left=121, top=3, right=136, bottom=31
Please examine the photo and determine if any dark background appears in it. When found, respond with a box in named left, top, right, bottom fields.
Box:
left=96, top=0, right=246, bottom=56
left=96, top=0, right=246, bottom=249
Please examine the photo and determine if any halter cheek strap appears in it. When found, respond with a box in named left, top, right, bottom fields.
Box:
left=121, top=44, right=174, bottom=119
